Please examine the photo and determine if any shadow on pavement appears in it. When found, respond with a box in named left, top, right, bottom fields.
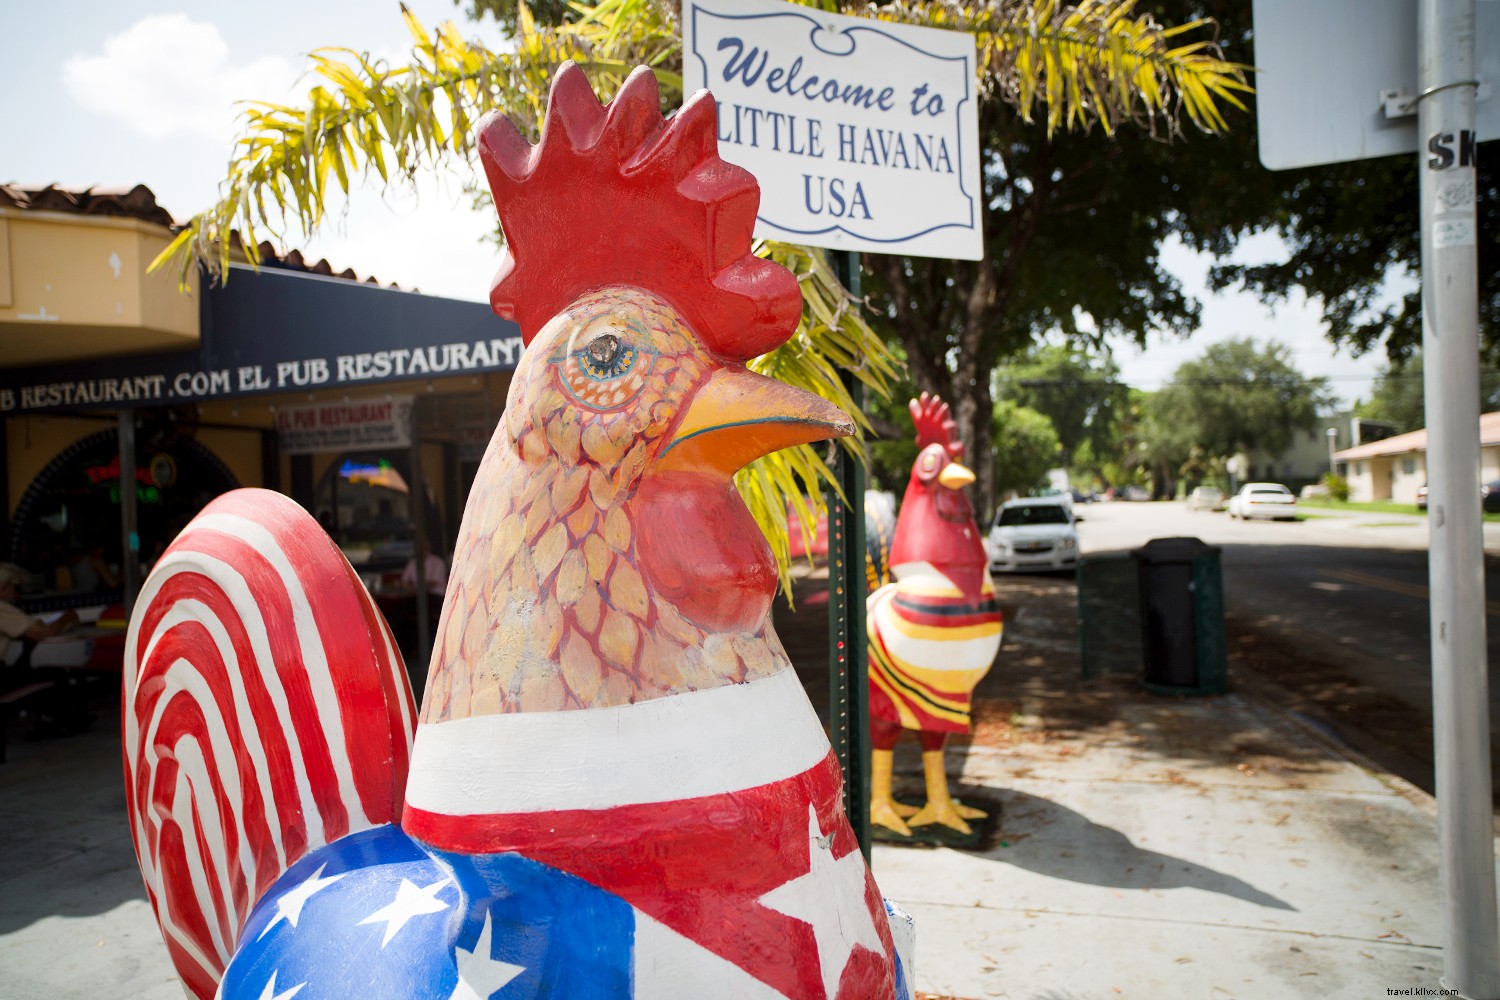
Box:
left=978, top=786, right=1295, bottom=911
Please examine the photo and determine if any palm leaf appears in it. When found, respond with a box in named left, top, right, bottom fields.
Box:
left=148, top=0, right=1249, bottom=588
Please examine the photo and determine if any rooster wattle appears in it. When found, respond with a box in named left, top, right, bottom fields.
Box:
left=123, top=63, right=909, bottom=999
left=867, top=393, right=1003, bottom=837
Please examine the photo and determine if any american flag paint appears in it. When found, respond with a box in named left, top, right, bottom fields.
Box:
left=122, top=489, right=416, bottom=999
left=401, top=668, right=898, bottom=999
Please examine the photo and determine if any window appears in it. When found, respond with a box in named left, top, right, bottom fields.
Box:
left=997, top=504, right=1071, bottom=527
left=1402, top=458, right=1417, bottom=475
left=1355, top=461, right=1366, bottom=475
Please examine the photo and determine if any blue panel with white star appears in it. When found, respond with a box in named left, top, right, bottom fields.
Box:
left=221, top=825, right=635, bottom=999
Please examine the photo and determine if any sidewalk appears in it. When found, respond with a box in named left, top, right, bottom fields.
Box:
left=868, top=573, right=1464, bottom=999
left=0, top=575, right=1486, bottom=999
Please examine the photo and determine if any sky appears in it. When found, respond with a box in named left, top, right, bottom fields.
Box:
left=2, top=1, right=1405, bottom=408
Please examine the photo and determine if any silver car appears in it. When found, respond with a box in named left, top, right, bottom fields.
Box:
left=988, top=497, right=1080, bottom=572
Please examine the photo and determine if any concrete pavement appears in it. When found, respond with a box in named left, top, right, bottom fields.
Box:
left=874, top=682, right=1453, bottom=998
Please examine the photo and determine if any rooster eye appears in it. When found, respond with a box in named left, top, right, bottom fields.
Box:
left=576, top=334, right=636, bottom=380
left=558, top=331, right=654, bottom=411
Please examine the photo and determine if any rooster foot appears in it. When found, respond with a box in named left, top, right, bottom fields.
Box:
left=952, top=799, right=987, bottom=821
left=871, top=799, right=914, bottom=837
left=907, top=800, right=974, bottom=836
left=891, top=799, right=919, bottom=818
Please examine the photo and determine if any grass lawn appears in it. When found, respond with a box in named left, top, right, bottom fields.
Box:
left=1299, top=497, right=1500, bottom=522
left=1298, top=497, right=1424, bottom=516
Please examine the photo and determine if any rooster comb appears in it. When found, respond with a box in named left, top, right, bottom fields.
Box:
left=910, top=391, right=963, bottom=460
left=477, top=63, right=803, bottom=360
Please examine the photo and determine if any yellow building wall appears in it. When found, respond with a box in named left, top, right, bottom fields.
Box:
left=195, top=426, right=264, bottom=492
left=0, top=211, right=198, bottom=366
left=6, top=416, right=109, bottom=518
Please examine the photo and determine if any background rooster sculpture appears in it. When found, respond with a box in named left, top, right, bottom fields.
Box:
left=867, top=393, right=1003, bottom=838
left=123, top=63, right=910, bottom=999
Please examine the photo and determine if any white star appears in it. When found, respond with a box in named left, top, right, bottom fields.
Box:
left=255, top=971, right=305, bottom=1000
left=258, top=864, right=346, bottom=940
left=758, top=805, right=885, bottom=1000
left=359, top=876, right=453, bottom=947
left=448, top=910, right=525, bottom=999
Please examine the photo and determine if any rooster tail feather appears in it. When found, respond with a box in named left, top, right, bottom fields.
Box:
left=122, top=489, right=416, bottom=998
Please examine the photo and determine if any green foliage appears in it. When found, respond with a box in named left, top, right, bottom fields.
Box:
left=991, top=401, right=1063, bottom=501
left=1160, top=1, right=1498, bottom=365
left=863, top=0, right=1253, bottom=516
left=1150, top=337, right=1333, bottom=462
left=1321, top=473, right=1351, bottom=503
left=459, top=0, right=576, bottom=30
left=1355, top=354, right=1500, bottom=434
left=995, top=344, right=1129, bottom=464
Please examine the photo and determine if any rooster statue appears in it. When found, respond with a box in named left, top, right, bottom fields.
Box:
left=122, top=64, right=911, bottom=999
left=867, top=393, right=1003, bottom=838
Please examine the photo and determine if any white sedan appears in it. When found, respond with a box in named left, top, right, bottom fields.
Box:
left=988, top=497, right=1080, bottom=572
left=1227, top=482, right=1298, bottom=521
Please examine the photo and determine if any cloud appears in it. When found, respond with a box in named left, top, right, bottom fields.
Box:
left=63, top=14, right=293, bottom=141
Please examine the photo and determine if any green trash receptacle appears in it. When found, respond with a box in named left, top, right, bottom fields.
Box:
left=1076, top=552, right=1144, bottom=680
left=1132, top=536, right=1227, bottom=695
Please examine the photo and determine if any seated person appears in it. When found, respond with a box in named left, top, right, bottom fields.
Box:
left=0, top=564, right=78, bottom=659
left=400, top=547, right=449, bottom=597
left=0, top=563, right=87, bottom=737
left=68, top=545, right=121, bottom=594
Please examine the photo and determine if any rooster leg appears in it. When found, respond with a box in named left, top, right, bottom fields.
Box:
left=870, top=748, right=913, bottom=836
left=906, top=749, right=973, bottom=835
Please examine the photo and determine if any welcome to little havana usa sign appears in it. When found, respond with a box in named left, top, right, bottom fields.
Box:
left=684, top=0, right=983, bottom=261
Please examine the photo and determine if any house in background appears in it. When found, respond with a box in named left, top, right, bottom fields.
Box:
left=1225, top=414, right=1396, bottom=495
left=1331, top=411, right=1500, bottom=503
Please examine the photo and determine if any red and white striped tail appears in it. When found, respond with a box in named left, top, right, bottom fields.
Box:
left=122, top=488, right=417, bottom=999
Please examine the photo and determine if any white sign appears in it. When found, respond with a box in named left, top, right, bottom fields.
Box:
left=684, top=0, right=983, bottom=260
left=1253, top=0, right=1499, bottom=171
left=276, top=396, right=415, bottom=455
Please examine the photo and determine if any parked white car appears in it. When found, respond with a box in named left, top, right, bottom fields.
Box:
left=987, top=497, right=1080, bottom=573
left=1187, top=486, right=1226, bottom=511
left=1228, top=482, right=1297, bottom=521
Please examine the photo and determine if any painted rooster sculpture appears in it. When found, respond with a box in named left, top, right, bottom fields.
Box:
left=123, top=64, right=910, bottom=999
left=867, top=393, right=1003, bottom=838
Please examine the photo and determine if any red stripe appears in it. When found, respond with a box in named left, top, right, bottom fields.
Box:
left=404, top=750, right=894, bottom=1000
left=177, top=531, right=352, bottom=840
left=124, top=488, right=419, bottom=999
left=888, top=604, right=1003, bottom=629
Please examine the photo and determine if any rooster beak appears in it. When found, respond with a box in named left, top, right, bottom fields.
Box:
left=939, top=462, right=976, bottom=490
left=656, top=367, right=855, bottom=476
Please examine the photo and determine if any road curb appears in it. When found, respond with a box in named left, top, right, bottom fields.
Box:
left=1229, top=667, right=1441, bottom=818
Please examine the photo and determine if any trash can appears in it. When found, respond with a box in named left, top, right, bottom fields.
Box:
left=1132, top=537, right=1227, bottom=695
left=1076, top=553, right=1144, bottom=679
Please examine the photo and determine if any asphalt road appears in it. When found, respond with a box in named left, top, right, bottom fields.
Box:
left=1058, top=498, right=1500, bottom=796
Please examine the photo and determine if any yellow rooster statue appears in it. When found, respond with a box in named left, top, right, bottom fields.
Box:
left=868, top=393, right=1003, bottom=838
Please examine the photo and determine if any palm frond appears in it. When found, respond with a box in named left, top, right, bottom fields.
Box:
left=837, top=0, right=1251, bottom=138
left=149, top=0, right=1250, bottom=589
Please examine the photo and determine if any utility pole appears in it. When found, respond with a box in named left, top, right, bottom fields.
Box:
left=827, top=249, right=871, bottom=859
left=1417, top=0, right=1500, bottom=995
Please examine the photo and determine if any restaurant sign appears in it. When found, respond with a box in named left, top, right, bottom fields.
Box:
left=276, top=396, right=415, bottom=455
left=0, top=265, right=524, bottom=416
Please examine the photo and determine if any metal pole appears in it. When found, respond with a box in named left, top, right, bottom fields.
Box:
left=1417, top=1, right=1500, bottom=995
left=410, top=405, right=431, bottom=701
left=118, top=409, right=141, bottom=617
left=827, top=249, right=871, bottom=859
